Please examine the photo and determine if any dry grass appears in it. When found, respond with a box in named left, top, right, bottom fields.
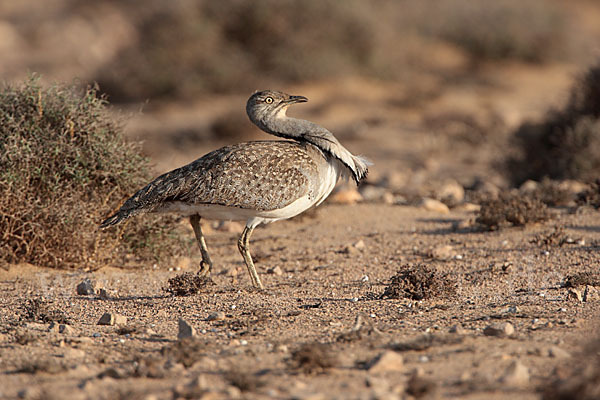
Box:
left=476, top=192, right=551, bottom=230
left=0, top=76, right=187, bottom=268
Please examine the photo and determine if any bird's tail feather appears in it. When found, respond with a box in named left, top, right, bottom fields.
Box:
left=99, top=209, right=135, bottom=229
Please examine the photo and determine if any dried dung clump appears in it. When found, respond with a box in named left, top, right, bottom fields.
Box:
left=476, top=192, right=550, bottom=230
left=20, top=298, right=69, bottom=324
left=381, top=264, right=454, bottom=300
left=165, top=272, right=212, bottom=296
left=291, top=343, right=338, bottom=374
left=563, top=272, right=600, bottom=289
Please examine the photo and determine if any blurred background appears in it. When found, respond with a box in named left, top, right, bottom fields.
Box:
left=2, top=0, right=600, bottom=195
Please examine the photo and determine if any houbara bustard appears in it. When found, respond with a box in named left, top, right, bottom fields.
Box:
left=100, top=90, right=370, bottom=289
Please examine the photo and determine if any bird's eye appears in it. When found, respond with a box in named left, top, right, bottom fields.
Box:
left=265, top=97, right=273, bottom=104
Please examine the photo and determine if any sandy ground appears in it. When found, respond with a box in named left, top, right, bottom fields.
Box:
left=1, top=63, right=600, bottom=399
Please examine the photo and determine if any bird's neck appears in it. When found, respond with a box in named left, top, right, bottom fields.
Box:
left=255, top=115, right=369, bottom=184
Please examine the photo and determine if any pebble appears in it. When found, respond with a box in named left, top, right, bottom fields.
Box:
left=483, top=322, right=515, bottom=337
left=449, top=324, right=466, bottom=335
left=368, top=351, right=404, bottom=373
left=437, top=179, right=464, bottom=205
left=98, top=288, right=109, bottom=300
left=354, top=240, right=366, bottom=251
left=178, top=318, right=196, bottom=339
left=207, top=311, right=226, bottom=321
left=548, top=345, right=571, bottom=359
left=329, top=188, right=363, bottom=204
left=584, top=285, right=600, bottom=301
left=359, top=185, right=391, bottom=203
left=429, top=244, right=456, bottom=260
left=499, top=360, right=529, bottom=387
left=567, top=288, right=583, bottom=302
left=97, top=313, right=127, bottom=326
left=420, top=198, right=450, bottom=214
left=76, top=279, right=95, bottom=295
left=267, top=266, right=283, bottom=276
left=49, top=322, right=77, bottom=335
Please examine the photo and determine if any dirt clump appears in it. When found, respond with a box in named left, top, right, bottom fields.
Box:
left=380, top=264, right=454, bottom=301
left=291, top=343, right=338, bottom=374
left=20, top=298, right=69, bottom=324
left=225, top=368, right=265, bottom=392
left=165, top=272, right=213, bottom=296
left=476, top=192, right=550, bottom=230
left=160, top=337, right=208, bottom=368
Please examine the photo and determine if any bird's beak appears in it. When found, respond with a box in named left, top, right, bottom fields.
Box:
left=286, top=95, right=308, bottom=104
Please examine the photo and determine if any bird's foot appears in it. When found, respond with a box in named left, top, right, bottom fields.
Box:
left=196, top=260, right=212, bottom=277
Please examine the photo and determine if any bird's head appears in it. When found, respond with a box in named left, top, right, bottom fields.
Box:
left=246, top=90, right=308, bottom=128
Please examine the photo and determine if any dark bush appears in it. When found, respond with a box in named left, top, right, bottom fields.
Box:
left=0, top=76, right=186, bottom=268
left=507, top=62, right=600, bottom=184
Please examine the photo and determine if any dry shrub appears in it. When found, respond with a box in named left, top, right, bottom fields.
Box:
left=422, top=0, right=567, bottom=63
left=165, top=272, right=213, bottom=296
left=93, top=0, right=576, bottom=103
left=0, top=77, right=187, bottom=268
left=381, top=264, right=455, bottom=301
left=508, top=62, right=600, bottom=184
left=19, top=298, right=69, bottom=324
left=476, top=192, right=550, bottom=230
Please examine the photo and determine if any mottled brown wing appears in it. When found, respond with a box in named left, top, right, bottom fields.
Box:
left=120, top=141, right=320, bottom=214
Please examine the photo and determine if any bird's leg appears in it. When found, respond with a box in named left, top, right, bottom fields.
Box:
left=237, top=226, right=264, bottom=289
left=189, top=214, right=213, bottom=277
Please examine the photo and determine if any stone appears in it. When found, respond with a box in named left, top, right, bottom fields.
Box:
left=329, top=188, right=363, bottom=204
left=499, top=360, right=529, bottom=387
left=359, top=185, right=391, bottom=203
left=368, top=350, right=404, bottom=373
left=178, top=318, right=196, bottom=339
left=519, top=180, right=539, bottom=193
left=455, top=202, right=481, bottom=212
left=584, top=285, right=600, bottom=301
left=76, top=279, right=95, bottom=295
left=548, top=346, right=571, bottom=359
left=98, top=288, right=110, bottom=300
left=567, top=288, right=583, bottom=302
left=429, top=245, right=456, bottom=260
left=267, top=266, right=283, bottom=276
left=97, top=312, right=127, bottom=326
left=483, top=322, right=515, bottom=337
left=437, top=179, right=464, bottom=205
left=353, top=239, right=366, bottom=251
left=49, top=322, right=77, bottom=335
left=449, top=324, right=466, bottom=335
left=207, top=312, right=226, bottom=321
left=420, top=198, right=449, bottom=214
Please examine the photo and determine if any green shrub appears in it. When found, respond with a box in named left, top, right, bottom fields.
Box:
left=0, top=76, right=187, bottom=268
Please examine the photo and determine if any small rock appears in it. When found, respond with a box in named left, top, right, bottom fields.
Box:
left=178, top=318, right=196, bottom=339
left=49, top=322, right=77, bottom=335
left=360, top=185, right=391, bottom=203
left=567, top=287, right=583, bottom=302
left=449, top=324, right=466, bottom=335
left=483, top=322, right=515, bottom=337
left=548, top=346, right=571, bottom=359
left=353, top=239, right=366, bottom=251
left=429, top=244, right=456, bottom=260
left=420, top=198, right=450, bottom=214
left=97, top=313, right=127, bottom=326
left=499, top=360, right=529, bottom=387
left=98, top=288, right=110, bottom=300
left=329, top=188, right=363, bottom=204
left=267, top=266, right=283, bottom=276
left=368, top=350, right=404, bottom=373
left=519, top=180, right=539, bottom=193
left=207, top=311, right=226, bottom=321
left=76, top=279, right=95, bottom=295
left=454, top=202, right=481, bottom=212
left=584, top=285, right=600, bottom=301
left=437, top=179, right=464, bottom=205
